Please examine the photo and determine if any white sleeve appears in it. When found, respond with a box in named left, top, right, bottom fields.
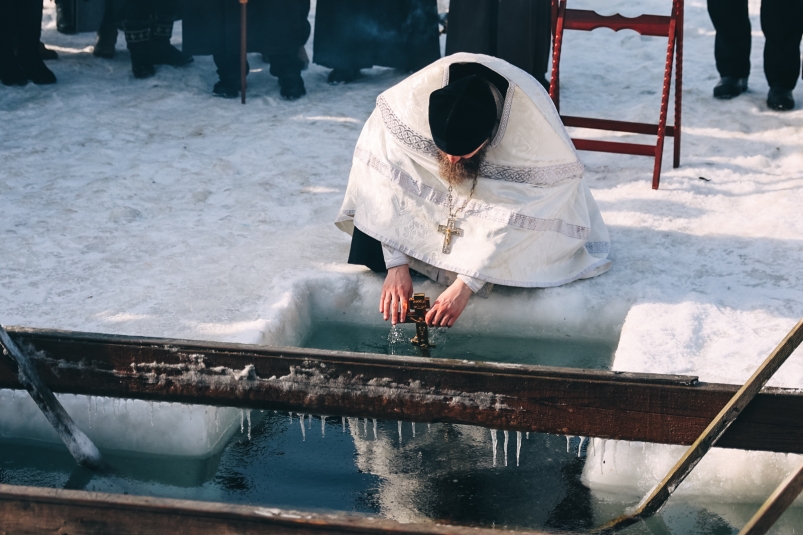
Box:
left=457, top=274, right=485, bottom=294
left=382, top=243, right=409, bottom=270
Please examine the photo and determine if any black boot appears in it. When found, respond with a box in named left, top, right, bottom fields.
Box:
left=213, top=78, right=240, bottom=99
left=17, top=48, right=56, bottom=84
left=0, top=47, right=27, bottom=86
left=150, top=20, right=192, bottom=66
left=94, top=31, right=117, bottom=58
left=39, top=42, right=58, bottom=60
left=327, top=68, right=360, bottom=85
left=123, top=23, right=154, bottom=79
left=767, top=87, right=794, bottom=111
left=713, top=77, right=748, bottom=99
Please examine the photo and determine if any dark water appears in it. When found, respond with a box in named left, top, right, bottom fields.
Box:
left=2, top=408, right=798, bottom=534
left=303, top=322, right=617, bottom=369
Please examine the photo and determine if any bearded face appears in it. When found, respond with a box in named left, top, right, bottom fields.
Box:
left=436, top=146, right=487, bottom=185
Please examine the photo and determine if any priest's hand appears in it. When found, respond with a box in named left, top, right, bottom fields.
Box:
left=381, top=265, right=414, bottom=325
left=426, top=279, right=472, bottom=327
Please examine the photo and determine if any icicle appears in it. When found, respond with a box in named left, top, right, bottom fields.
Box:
left=150, top=401, right=154, bottom=426
left=246, top=409, right=252, bottom=440
left=491, top=429, right=498, bottom=467
left=566, top=435, right=571, bottom=453
left=427, top=423, right=431, bottom=431
left=321, top=416, right=326, bottom=437
left=240, top=410, right=244, bottom=433
left=412, top=422, right=416, bottom=437
left=373, top=419, right=377, bottom=440
left=503, top=430, right=509, bottom=467
left=214, top=407, right=219, bottom=432
left=300, top=414, right=306, bottom=441
left=87, top=396, right=92, bottom=429
left=289, top=412, right=293, bottom=424
left=526, top=432, right=529, bottom=439
left=398, top=421, right=402, bottom=444
left=516, top=431, right=522, bottom=467
left=342, top=416, right=346, bottom=432
left=363, top=418, right=368, bottom=436
left=307, top=413, right=312, bottom=429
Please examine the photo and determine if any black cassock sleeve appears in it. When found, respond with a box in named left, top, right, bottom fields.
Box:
left=347, top=227, right=386, bottom=273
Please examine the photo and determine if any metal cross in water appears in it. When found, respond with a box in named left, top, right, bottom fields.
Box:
left=404, top=293, right=435, bottom=357
left=437, top=217, right=463, bottom=254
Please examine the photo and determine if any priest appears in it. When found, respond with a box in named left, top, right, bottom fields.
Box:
left=335, top=53, right=611, bottom=327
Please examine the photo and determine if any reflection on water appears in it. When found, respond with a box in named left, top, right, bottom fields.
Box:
left=2, top=409, right=801, bottom=533
left=304, top=322, right=617, bottom=368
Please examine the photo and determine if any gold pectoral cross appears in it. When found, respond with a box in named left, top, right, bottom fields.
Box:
left=437, top=217, right=463, bottom=254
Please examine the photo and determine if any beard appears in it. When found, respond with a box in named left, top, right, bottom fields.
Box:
left=436, top=147, right=486, bottom=185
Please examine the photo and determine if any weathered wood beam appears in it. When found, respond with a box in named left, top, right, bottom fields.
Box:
left=0, top=484, right=551, bottom=535
left=2, top=327, right=803, bottom=454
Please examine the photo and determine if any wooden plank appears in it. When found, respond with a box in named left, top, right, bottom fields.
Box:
left=0, top=483, right=552, bottom=535
left=561, top=115, right=675, bottom=137
left=2, top=327, right=803, bottom=454
left=738, top=460, right=803, bottom=535
left=563, top=9, right=672, bottom=37
left=571, top=138, right=657, bottom=157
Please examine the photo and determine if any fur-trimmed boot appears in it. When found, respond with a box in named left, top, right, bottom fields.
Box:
left=123, top=21, right=154, bottom=78
left=150, top=20, right=192, bottom=67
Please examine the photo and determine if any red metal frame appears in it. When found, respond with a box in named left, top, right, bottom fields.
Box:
left=549, top=0, right=684, bottom=189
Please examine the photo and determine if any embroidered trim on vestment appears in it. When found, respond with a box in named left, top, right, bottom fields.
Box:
left=375, top=96, right=439, bottom=157
left=352, top=220, right=610, bottom=288
left=353, top=146, right=590, bottom=240
left=487, top=83, right=515, bottom=150
left=376, top=96, right=582, bottom=187
left=479, top=161, right=584, bottom=186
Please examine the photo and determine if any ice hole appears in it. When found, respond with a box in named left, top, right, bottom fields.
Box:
left=272, top=274, right=628, bottom=367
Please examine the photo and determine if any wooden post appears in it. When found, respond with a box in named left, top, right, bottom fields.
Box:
left=240, top=0, right=248, bottom=104
left=0, top=326, right=103, bottom=470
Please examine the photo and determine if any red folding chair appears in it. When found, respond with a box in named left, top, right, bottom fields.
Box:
left=549, top=0, right=683, bottom=189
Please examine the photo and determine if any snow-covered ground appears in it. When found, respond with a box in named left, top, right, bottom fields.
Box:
left=2, top=0, right=803, bottom=512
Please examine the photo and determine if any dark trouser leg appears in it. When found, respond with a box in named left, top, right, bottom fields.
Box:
left=150, top=0, right=192, bottom=66
left=122, top=0, right=154, bottom=79
left=761, top=0, right=803, bottom=90
left=263, top=0, right=310, bottom=98
left=0, top=0, right=28, bottom=85
left=15, top=0, right=56, bottom=84
left=707, top=0, right=751, bottom=78
left=94, top=0, right=119, bottom=58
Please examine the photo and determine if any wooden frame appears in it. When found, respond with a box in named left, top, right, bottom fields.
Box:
left=2, top=327, right=803, bottom=453
left=549, top=0, right=684, bottom=189
left=0, top=484, right=551, bottom=535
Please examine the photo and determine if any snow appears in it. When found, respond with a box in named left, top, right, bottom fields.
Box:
left=1, top=0, right=802, bottom=504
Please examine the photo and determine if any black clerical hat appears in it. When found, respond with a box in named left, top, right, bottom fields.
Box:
left=429, top=74, right=496, bottom=156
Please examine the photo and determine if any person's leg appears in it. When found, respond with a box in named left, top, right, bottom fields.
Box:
left=150, top=0, right=192, bottom=66
left=0, top=0, right=28, bottom=86
left=264, top=0, right=310, bottom=99
left=707, top=0, right=751, bottom=98
left=121, top=0, right=154, bottom=78
left=212, top=0, right=243, bottom=98
left=15, top=0, right=56, bottom=84
left=94, top=0, right=119, bottom=58
left=762, top=0, right=803, bottom=109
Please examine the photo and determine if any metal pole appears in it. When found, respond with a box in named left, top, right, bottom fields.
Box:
left=240, top=0, right=248, bottom=104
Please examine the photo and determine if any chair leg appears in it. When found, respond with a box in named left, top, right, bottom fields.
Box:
left=549, top=0, right=567, bottom=111
left=673, top=0, right=683, bottom=169
left=653, top=13, right=677, bottom=189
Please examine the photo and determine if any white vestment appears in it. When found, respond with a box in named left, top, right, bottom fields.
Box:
left=336, top=53, right=611, bottom=288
